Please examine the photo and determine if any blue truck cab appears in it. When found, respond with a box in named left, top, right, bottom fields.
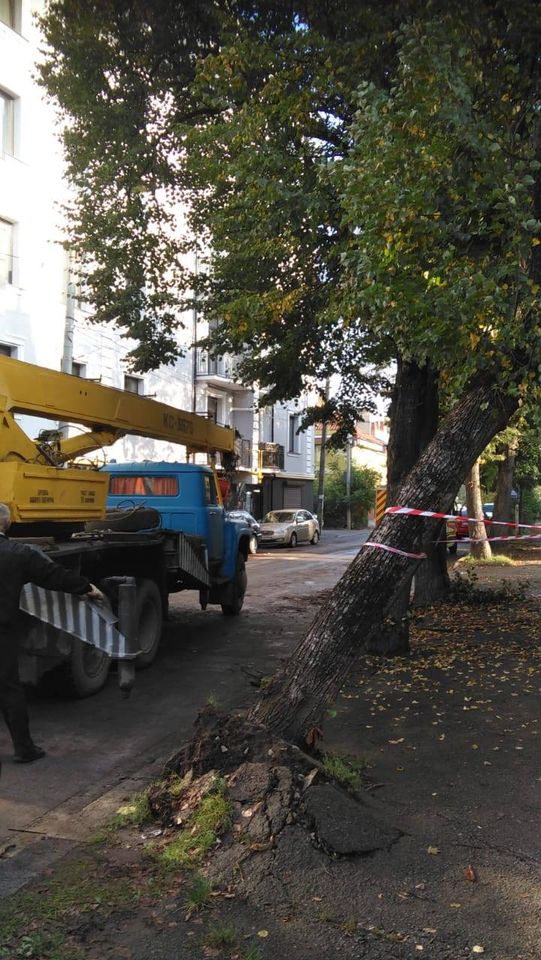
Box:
left=104, top=461, right=251, bottom=585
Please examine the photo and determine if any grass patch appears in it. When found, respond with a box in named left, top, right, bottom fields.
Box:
left=244, top=946, right=264, bottom=960
left=110, top=789, right=151, bottom=828
left=0, top=855, right=135, bottom=960
left=184, top=873, right=213, bottom=913
left=457, top=553, right=515, bottom=567
left=321, top=753, right=368, bottom=792
left=204, top=923, right=237, bottom=948
left=158, top=780, right=232, bottom=868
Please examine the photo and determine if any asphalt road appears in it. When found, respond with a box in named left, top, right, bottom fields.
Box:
left=0, top=528, right=365, bottom=896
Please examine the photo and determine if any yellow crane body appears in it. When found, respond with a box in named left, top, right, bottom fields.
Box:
left=0, top=356, right=235, bottom=524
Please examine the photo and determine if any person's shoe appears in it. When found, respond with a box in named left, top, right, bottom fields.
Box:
left=13, top=746, right=46, bottom=763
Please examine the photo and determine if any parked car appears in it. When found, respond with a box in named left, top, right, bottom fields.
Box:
left=259, top=509, right=320, bottom=547
left=228, top=510, right=261, bottom=555
left=448, top=504, right=493, bottom=553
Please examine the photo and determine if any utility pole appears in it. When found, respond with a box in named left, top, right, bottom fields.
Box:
left=59, top=275, right=76, bottom=438
left=316, top=379, right=330, bottom=531
left=316, top=419, right=327, bottom=530
left=61, top=281, right=76, bottom=375
left=191, top=250, right=199, bottom=414
left=346, top=437, right=353, bottom=530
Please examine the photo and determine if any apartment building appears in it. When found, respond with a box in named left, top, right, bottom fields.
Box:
left=0, top=0, right=315, bottom=516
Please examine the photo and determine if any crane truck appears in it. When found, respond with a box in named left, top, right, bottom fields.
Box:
left=0, top=355, right=252, bottom=697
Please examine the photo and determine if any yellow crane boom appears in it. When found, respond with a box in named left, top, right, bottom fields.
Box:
left=0, top=356, right=235, bottom=524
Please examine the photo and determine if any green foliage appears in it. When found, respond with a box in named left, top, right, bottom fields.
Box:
left=243, top=946, right=264, bottom=960
left=204, top=924, right=237, bottom=948
left=321, top=753, right=368, bottom=792
left=184, top=873, right=213, bottom=912
left=158, top=781, right=232, bottom=867
left=321, top=451, right=379, bottom=528
left=520, top=485, right=541, bottom=524
left=336, top=11, right=541, bottom=400
left=110, top=790, right=151, bottom=828
left=38, top=0, right=541, bottom=429
left=0, top=857, right=133, bottom=959
left=458, top=554, right=515, bottom=567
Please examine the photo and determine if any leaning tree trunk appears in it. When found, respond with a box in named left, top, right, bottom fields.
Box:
left=412, top=363, right=449, bottom=606
left=366, top=357, right=443, bottom=653
left=491, top=438, right=518, bottom=552
left=465, top=460, right=492, bottom=559
left=250, top=381, right=517, bottom=744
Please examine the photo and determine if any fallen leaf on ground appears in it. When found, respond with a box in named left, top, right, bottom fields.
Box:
left=465, top=865, right=477, bottom=882
left=305, top=726, right=323, bottom=748
left=472, top=947, right=485, bottom=955
left=427, top=846, right=439, bottom=855
left=257, top=930, right=269, bottom=938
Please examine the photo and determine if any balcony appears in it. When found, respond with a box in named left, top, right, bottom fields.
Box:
left=258, top=442, right=285, bottom=471
left=235, top=438, right=253, bottom=470
left=196, top=351, right=242, bottom=388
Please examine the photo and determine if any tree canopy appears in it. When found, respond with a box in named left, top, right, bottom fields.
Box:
left=39, top=1, right=541, bottom=430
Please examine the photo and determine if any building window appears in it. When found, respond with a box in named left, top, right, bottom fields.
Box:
left=0, top=342, right=16, bottom=357
left=0, top=218, right=13, bottom=286
left=124, top=374, right=143, bottom=395
left=288, top=414, right=301, bottom=454
left=207, top=396, right=218, bottom=423
left=72, top=361, right=86, bottom=377
left=0, top=91, right=14, bottom=156
left=0, top=0, right=16, bottom=29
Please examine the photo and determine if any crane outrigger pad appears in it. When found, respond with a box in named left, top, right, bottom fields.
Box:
left=20, top=584, right=138, bottom=659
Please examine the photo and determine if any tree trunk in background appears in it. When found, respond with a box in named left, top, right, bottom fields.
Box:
left=250, top=382, right=517, bottom=744
left=466, top=460, right=491, bottom=559
left=492, top=438, right=518, bottom=551
left=366, top=357, right=443, bottom=652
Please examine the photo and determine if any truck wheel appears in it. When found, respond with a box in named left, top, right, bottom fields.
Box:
left=249, top=534, right=258, bottom=555
left=221, top=553, right=247, bottom=616
left=134, top=579, right=163, bottom=669
left=59, top=638, right=111, bottom=698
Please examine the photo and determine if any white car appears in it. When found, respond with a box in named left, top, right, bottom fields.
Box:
left=259, top=509, right=320, bottom=547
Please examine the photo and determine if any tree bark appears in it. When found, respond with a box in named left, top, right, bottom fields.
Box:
left=249, top=381, right=517, bottom=743
left=465, top=460, right=492, bottom=559
left=366, top=357, right=444, bottom=653
left=492, top=438, right=518, bottom=550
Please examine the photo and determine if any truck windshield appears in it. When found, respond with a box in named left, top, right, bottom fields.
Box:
left=109, top=476, right=178, bottom=496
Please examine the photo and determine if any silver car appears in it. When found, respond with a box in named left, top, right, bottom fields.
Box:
left=260, top=509, right=320, bottom=547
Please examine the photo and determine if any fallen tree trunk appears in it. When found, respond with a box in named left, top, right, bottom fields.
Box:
left=250, top=381, right=517, bottom=743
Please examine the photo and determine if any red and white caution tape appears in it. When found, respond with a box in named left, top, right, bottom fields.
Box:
left=363, top=541, right=427, bottom=559
left=385, top=506, right=541, bottom=532
left=362, top=506, right=541, bottom=559
left=447, top=532, right=541, bottom=545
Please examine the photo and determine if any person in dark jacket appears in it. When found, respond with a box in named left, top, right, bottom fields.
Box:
left=0, top=503, right=103, bottom=763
